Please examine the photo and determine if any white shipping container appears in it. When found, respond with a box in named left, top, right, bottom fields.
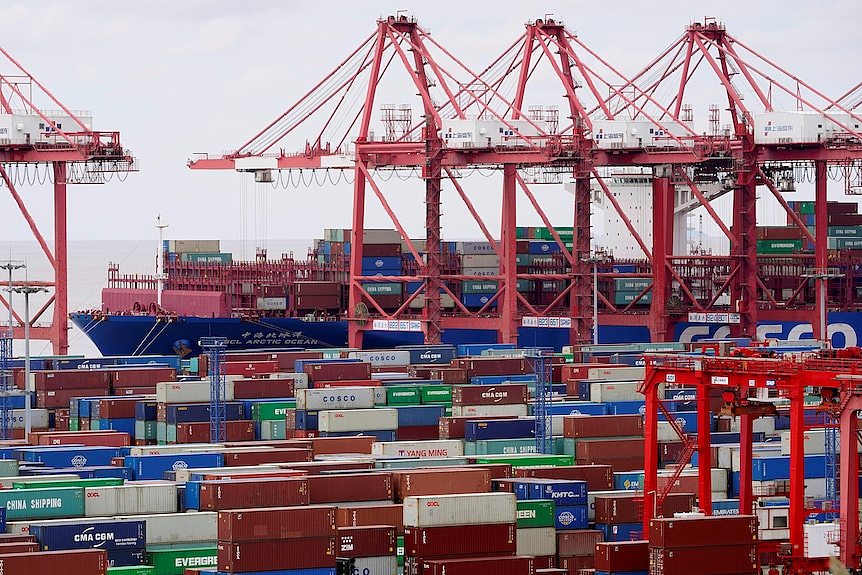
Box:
left=804, top=523, right=840, bottom=558
left=296, top=387, right=377, bottom=411
left=451, top=404, right=529, bottom=417
left=371, top=440, right=464, bottom=458
left=460, top=267, right=498, bottom=277
left=364, top=229, right=402, bottom=244
left=457, top=241, right=497, bottom=255
left=256, top=297, right=287, bottom=311
left=0, top=459, right=18, bottom=477
left=462, top=254, right=500, bottom=268
left=268, top=372, right=309, bottom=389
left=587, top=367, right=646, bottom=381
left=592, top=120, right=683, bottom=149
left=84, top=482, right=178, bottom=516
left=403, top=492, right=516, bottom=527
left=352, top=556, right=398, bottom=575
left=318, top=408, right=398, bottom=432
left=157, top=381, right=235, bottom=403
left=128, top=443, right=226, bottom=457
left=408, top=293, right=456, bottom=309
left=753, top=111, right=847, bottom=145
left=729, top=447, right=783, bottom=473
left=729, top=416, right=776, bottom=435
left=347, top=350, right=411, bottom=367
left=589, top=381, right=642, bottom=403
left=3, top=409, right=50, bottom=429
left=779, top=428, right=862, bottom=456
left=516, top=527, right=556, bottom=557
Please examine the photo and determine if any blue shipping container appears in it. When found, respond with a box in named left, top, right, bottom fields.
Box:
left=361, top=256, right=402, bottom=270
left=465, top=419, right=535, bottom=442
left=397, top=346, right=457, bottom=365
left=547, top=402, right=608, bottom=416
left=471, top=374, right=536, bottom=385
left=751, top=455, right=827, bottom=480
left=166, top=403, right=244, bottom=424
left=32, top=519, right=146, bottom=551
left=614, top=472, right=642, bottom=491
left=712, top=499, right=740, bottom=516
left=554, top=504, right=589, bottom=530
left=597, top=522, right=642, bottom=541
left=294, top=410, right=318, bottom=430
left=19, top=446, right=120, bottom=469
left=529, top=480, right=587, bottom=505
left=602, top=401, right=646, bottom=416
left=395, top=406, right=445, bottom=427
left=528, top=241, right=562, bottom=255
left=107, top=549, right=148, bottom=567
left=125, top=453, right=223, bottom=481
left=460, top=294, right=498, bottom=308
left=92, top=418, right=136, bottom=436
left=135, top=401, right=158, bottom=421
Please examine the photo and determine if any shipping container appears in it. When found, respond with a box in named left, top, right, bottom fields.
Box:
left=148, top=545, right=217, bottom=575
left=516, top=526, right=555, bottom=557
left=31, top=519, right=146, bottom=552
left=218, top=505, right=336, bottom=542
left=404, top=522, right=516, bottom=557
left=336, top=504, right=404, bottom=534
left=353, top=555, right=398, bottom=575
left=392, top=468, right=491, bottom=501
left=514, top=464, right=614, bottom=491
left=84, top=483, right=177, bottom=517
left=557, top=529, right=604, bottom=557
left=649, top=515, right=757, bottom=547
left=217, top=538, right=336, bottom=572
left=562, top=414, right=644, bottom=438
left=0, top=549, right=108, bottom=574
left=420, top=556, right=535, bottom=575
left=304, top=362, right=372, bottom=383
left=371, top=440, right=463, bottom=459
left=595, top=493, right=695, bottom=524
left=403, top=492, right=516, bottom=527
left=338, top=525, right=397, bottom=558
left=650, top=544, right=758, bottom=575
left=452, top=384, right=528, bottom=406
left=307, top=473, right=392, bottom=504
left=198, top=477, right=309, bottom=510
left=318, top=409, right=398, bottom=432
left=0, top=486, right=84, bottom=520
left=297, top=387, right=377, bottom=411
left=594, top=541, right=649, bottom=573
left=515, top=500, right=555, bottom=528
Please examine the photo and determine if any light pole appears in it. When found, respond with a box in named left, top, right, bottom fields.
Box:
left=1, top=262, right=26, bottom=332
left=10, top=285, right=48, bottom=436
left=582, top=251, right=609, bottom=345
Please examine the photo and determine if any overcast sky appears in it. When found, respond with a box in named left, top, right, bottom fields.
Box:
left=1, top=0, right=860, bottom=247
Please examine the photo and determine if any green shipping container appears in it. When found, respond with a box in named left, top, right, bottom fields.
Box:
left=0, top=486, right=84, bottom=520
left=397, top=535, right=405, bottom=566
left=828, top=225, right=862, bottom=237
left=12, top=478, right=123, bottom=490
left=829, top=237, right=862, bottom=250
left=259, top=420, right=287, bottom=440
left=69, top=418, right=80, bottom=432
left=251, top=401, right=296, bottom=421
left=181, top=252, right=233, bottom=264
left=756, top=239, right=802, bottom=254
left=614, top=291, right=653, bottom=305
left=361, top=282, right=403, bottom=296
left=471, top=454, right=574, bottom=468
left=535, top=227, right=574, bottom=241
left=798, top=201, right=815, bottom=215
left=109, top=567, right=156, bottom=575
left=135, top=420, right=157, bottom=441
left=614, top=278, right=652, bottom=292
left=420, top=385, right=452, bottom=405
left=148, top=545, right=218, bottom=575
left=386, top=386, right=422, bottom=406
left=462, top=280, right=499, bottom=294
left=466, top=438, right=564, bottom=456
left=517, top=500, right=556, bottom=528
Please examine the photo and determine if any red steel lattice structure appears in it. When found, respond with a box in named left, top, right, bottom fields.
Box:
left=640, top=352, right=862, bottom=573
left=0, top=48, right=134, bottom=354
left=189, top=15, right=862, bottom=348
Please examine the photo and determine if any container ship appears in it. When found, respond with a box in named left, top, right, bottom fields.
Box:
left=72, top=196, right=862, bottom=357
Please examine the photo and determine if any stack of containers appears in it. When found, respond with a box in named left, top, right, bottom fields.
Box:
left=337, top=525, right=398, bottom=574
left=295, top=386, right=397, bottom=441
left=159, top=401, right=247, bottom=444
left=514, top=498, right=556, bottom=560
left=451, top=383, right=529, bottom=418
left=403, top=492, right=518, bottom=575
left=91, top=397, right=142, bottom=436
left=30, top=518, right=147, bottom=568
left=562, top=414, right=645, bottom=471
left=251, top=398, right=296, bottom=440
left=509, top=478, right=589, bottom=533
left=649, top=515, right=758, bottom=575
left=556, top=529, right=604, bottom=572
left=33, top=370, right=111, bottom=410
left=614, top=277, right=653, bottom=307
left=362, top=233, right=404, bottom=311
left=293, top=281, right=342, bottom=312
left=459, top=241, right=498, bottom=308
left=593, top=492, right=695, bottom=542
left=134, top=400, right=157, bottom=445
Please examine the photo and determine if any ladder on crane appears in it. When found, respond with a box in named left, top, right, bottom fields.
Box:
left=0, top=329, right=12, bottom=440
left=530, top=353, right=553, bottom=454
left=200, top=336, right=228, bottom=443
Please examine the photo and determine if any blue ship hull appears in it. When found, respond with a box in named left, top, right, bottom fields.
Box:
left=70, top=311, right=862, bottom=357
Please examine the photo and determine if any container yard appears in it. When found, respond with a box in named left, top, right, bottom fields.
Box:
left=2, top=5, right=862, bottom=575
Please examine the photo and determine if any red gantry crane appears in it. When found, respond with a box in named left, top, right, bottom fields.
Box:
left=189, top=15, right=862, bottom=350
left=0, top=48, right=135, bottom=354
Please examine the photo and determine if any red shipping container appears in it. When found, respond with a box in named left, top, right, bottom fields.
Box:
left=222, top=447, right=312, bottom=466
left=362, top=243, right=402, bottom=257
left=303, top=436, right=376, bottom=456
left=98, top=398, right=140, bottom=419
left=231, top=378, right=295, bottom=399
left=227, top=350, right=324, bottom=371
left=336, top=504, right=404, bottom=534
left=295, top=281, right=341, bottom=296
left=577, top=455, right=643, bottom=471
left=295, top=294, right=341, bottom=309
left=0, top=542, right=38, bottom=553
left=404, top=523, right=516, bottom=557
left=594, top=541, right=649, bottom=573
left=650, top=544, right=758, bottom=575
left=54, top=410, right=70, bottom=431
left=375, top=295, right=404, bottom=309
left=649, top=515, right=757, bottom=548
left=217, top=538, right=335, bottom=572
left=303, top=362, right=372, bottom=383
left=563, top=415, right=644, bottom=438
left=109, top=367, right=176, bottom=387
left=514, top=465, right=613, bottom=491
left=224, top=361, right=279, bottom=377
left=392, top=468, right=491, bottom=501
left=396, top=425, right=439, bottom=441
left=411, top=367, right=468, bottom=384
left=452, top=384, right=528, bottom=406
left=34, top=370, right=111, bottom=390
left=288, top=429, right=319, bottom=439
left=576, top=438, right=645, bottom=460
left=37, top=387, right=109, bottom=408
left=307, top=473, right=392, bottom=504
left=0, top=534, right=36, bottom=543
left=31, top=431, right=130, bottom=447
left=218, top=505, right=336, bottom=542
left=439, top=415, right=517, bottom=439
left=337, top=525, right=397, bottom=558
left=594, top=493, right=695, bottom=524
left=198, top=477, right=309, bottom=510
left=560, top=363, right=624, bottom=383
left=114, top=386, right=156, bottom=396
left=558, top=555, right=594, bottom=572
left=556, top=529, right=604, bottom=557
left=0, top=549, right=108, bottom=574
left=421, top=556, right=535, bottom=575
left=452, top=357, right=531, bottom=377
left=176, top=421, right=254, bottom=443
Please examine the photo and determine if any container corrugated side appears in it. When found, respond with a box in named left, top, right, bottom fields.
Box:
left=451, top=404, right=528, bottom=417
left=402, top=492, right=516, bottom=527
left=156, top=381, right=234, bottom=403
left=84, top=482, right=177, bottom=516
left=296, top=387, right=377, bottom=411
left=10, top=512, right=217, bottom=545
left=218, top=506, right=336, bottom=542
left=371, top=440, right=464, bottom=458
left=348, top=350, right=411, bottom=367
left=353, top=555, right=398, bottom=575
left=516, top=527, right=556, bottom=556
left=318, top=409, right=398, bottom=432
left=0, top=486, right=84, bottom=520
left=0, top=549, right=108, bottom=574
